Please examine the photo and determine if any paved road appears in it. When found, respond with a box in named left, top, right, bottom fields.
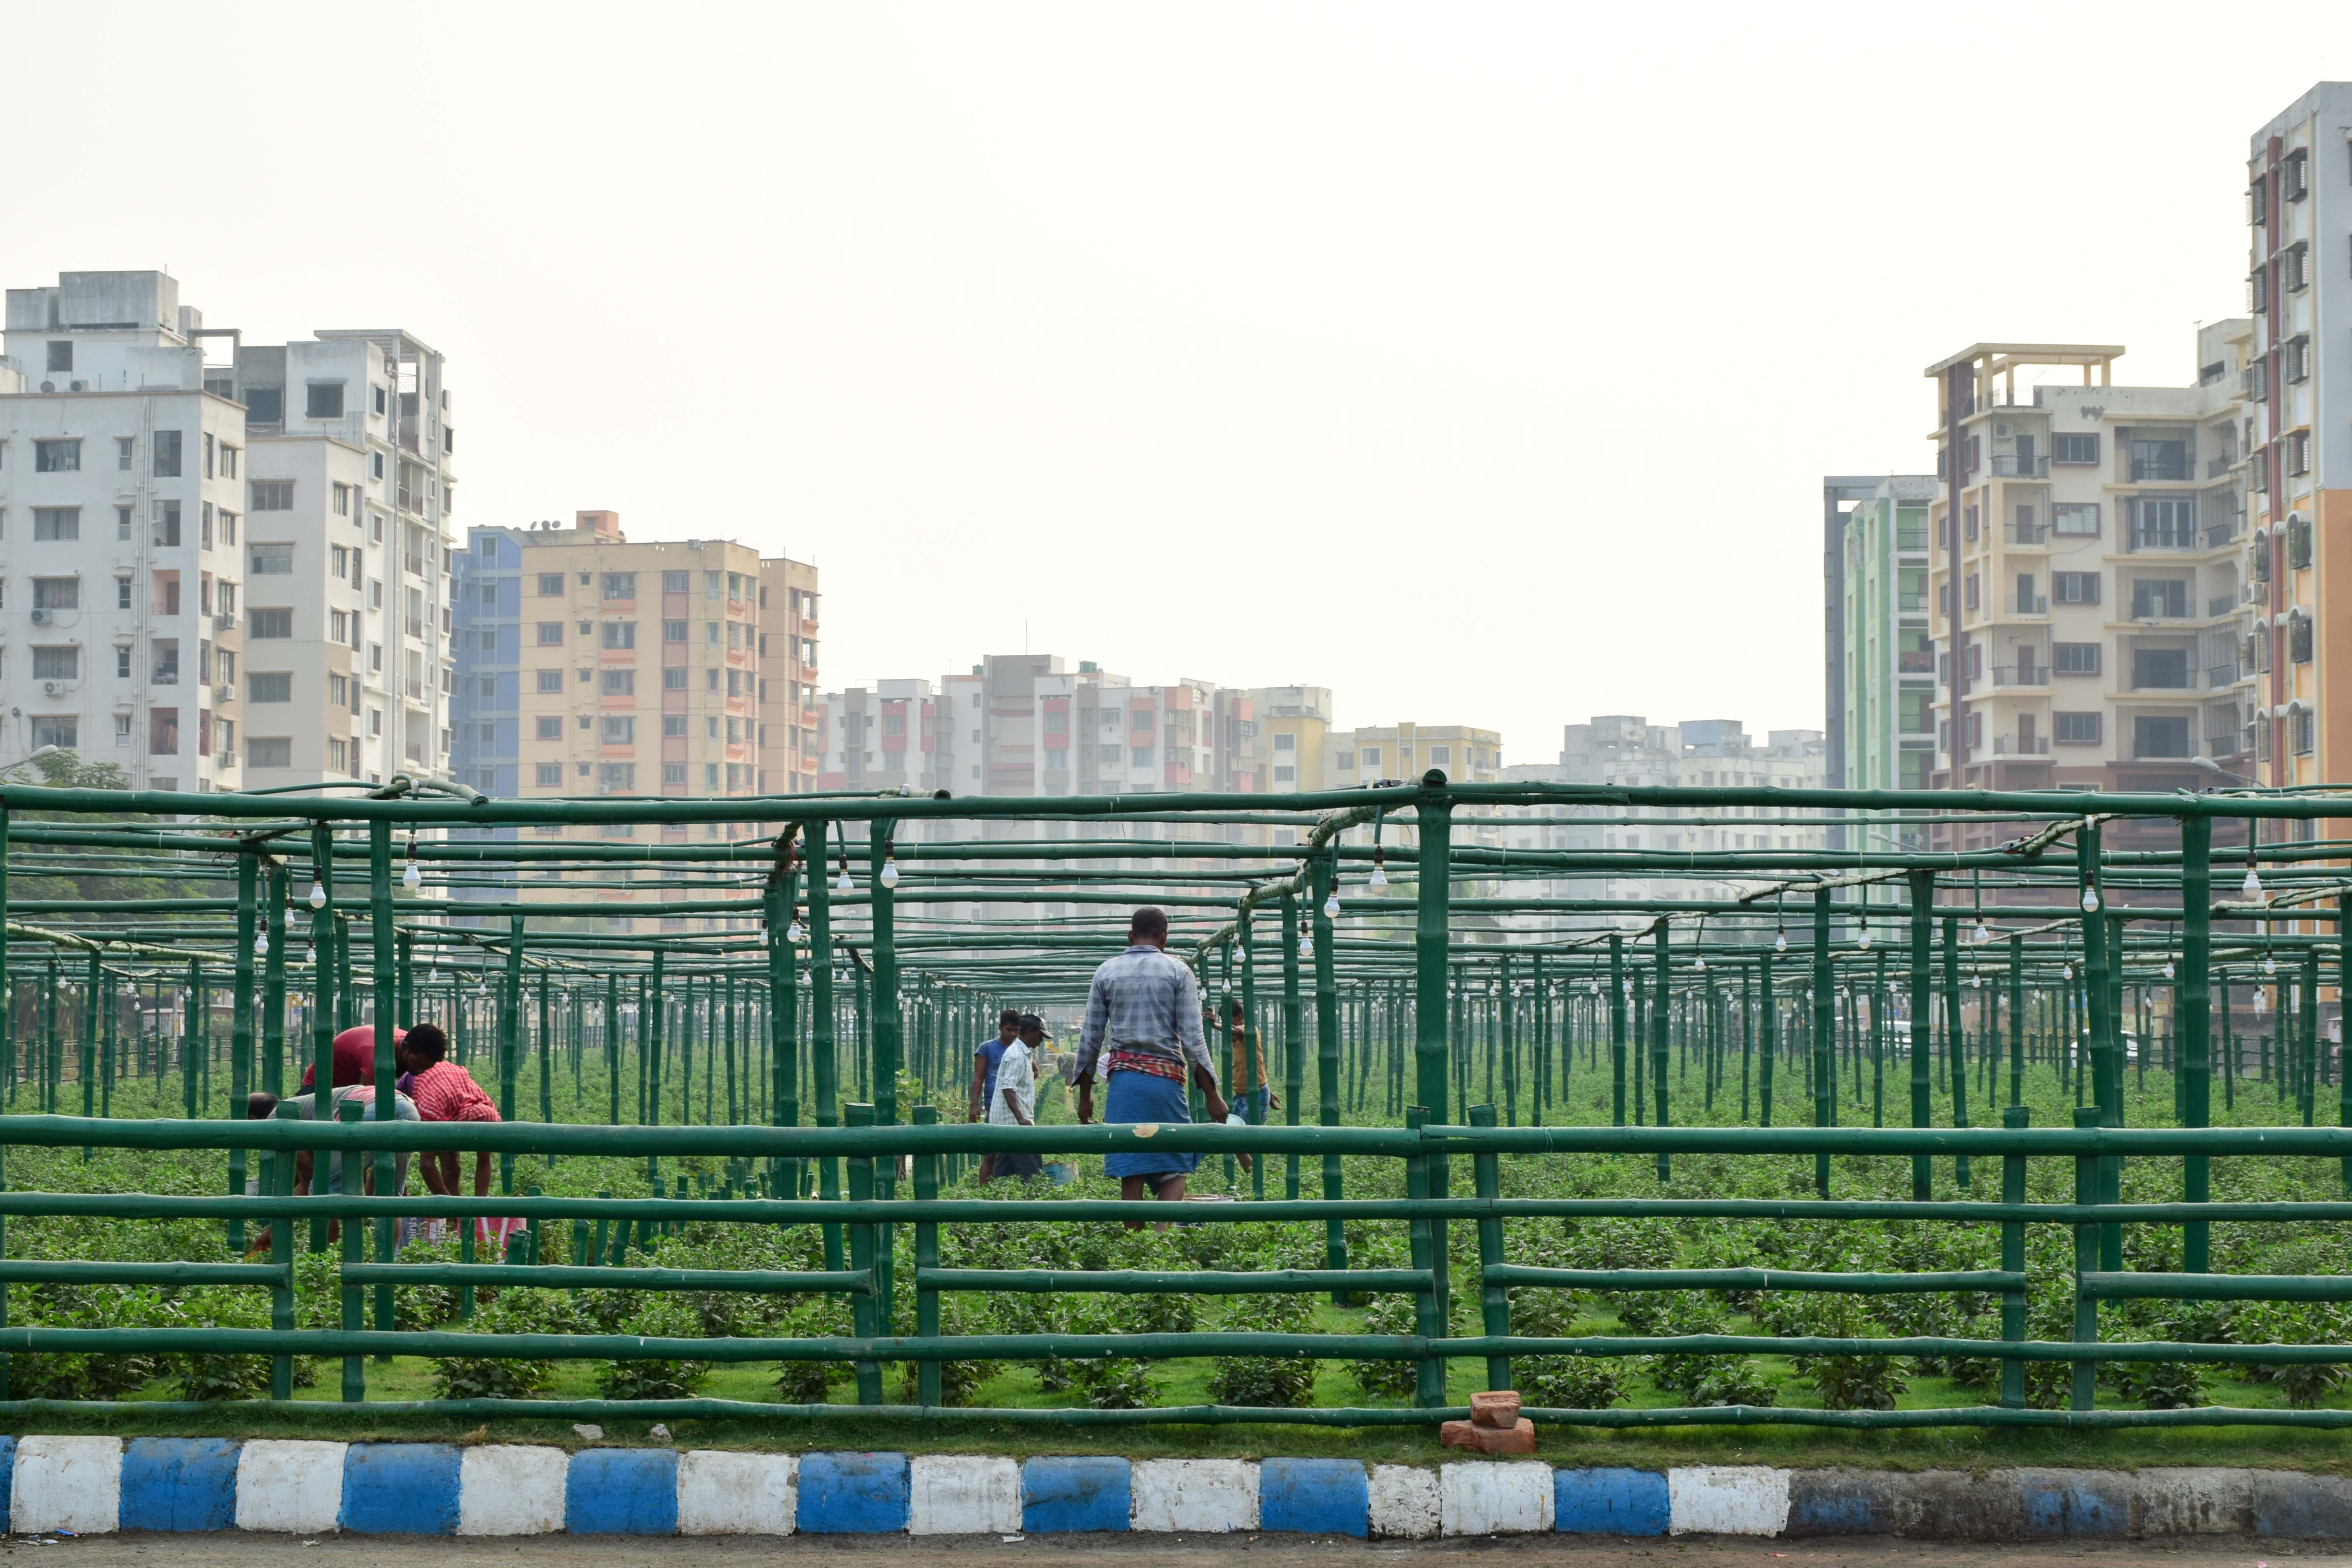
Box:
left=5, top=1535, right=2341, bottom=1566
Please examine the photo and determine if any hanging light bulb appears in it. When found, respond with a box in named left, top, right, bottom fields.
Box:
left=1323, top=890, right=1341, bottom=920
left=1967, top=973, right=1981, bottom=989
left=1298, top=933, right=1314, bottom=960
left=834, top=861, right=853, bottom=894
left=2265, top=952, right=2279, bottom=977
left=1774, top=930, right=1788, bottom=955
left=1693, top=954, right=1707, bottom=971
left=2080, top=886, right=2101, bottom=914
left=1368, top=847, right=1388, bottom=890
left=1974, top=918, right=1992, bottom=945
left=403, top=836, right=422, bottom=891
left=2243, top=865, right=2263, bottom=900
left=285, top=905, right=297, bottom=934
left=429, top=964, right=442, bottom=983
left=1221, top=976, right=1234, bottom=995
left=880, top=846, right=900, bottom=889
left=309, top=877, right=327, bottom=910
left=786, top=912, right=806, bottom=945
left=2062, top=962, right=2075, bottom=980
left=2163, top=960, right=2177, bottom=980
left=1857, top=925, right=1872, bottom=950
left=253, top=928, right=269, bottom=958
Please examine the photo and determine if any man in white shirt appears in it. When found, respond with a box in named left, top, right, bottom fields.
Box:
left=981, top=1014, right=1048, bottom=1182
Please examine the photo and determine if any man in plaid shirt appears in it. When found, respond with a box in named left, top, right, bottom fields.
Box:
left=395, top=1023, right=498, bottom=1198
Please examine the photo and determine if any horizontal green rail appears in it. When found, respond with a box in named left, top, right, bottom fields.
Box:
left=340, top=1264, right=871, bottom=1294
left=915, top=1268, right=1430, bottom=1295
left=1482, top=1264, right=2027, bottom=1295
left=0, top=1260, right=288, bottom=1287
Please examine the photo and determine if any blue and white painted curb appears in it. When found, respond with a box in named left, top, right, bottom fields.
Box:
left=4, top=1438, right=2352, bottom=1539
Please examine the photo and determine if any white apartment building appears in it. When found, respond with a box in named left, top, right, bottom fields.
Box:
left=1924, top=332, right=2254, bottom=843
left=0, top=270, right=457, bottom=788
left=1494, top=717, right=1827, bottom=934
left=0, top=271, right=247, bottom=788
left=236, top=328, right=457, bottom=784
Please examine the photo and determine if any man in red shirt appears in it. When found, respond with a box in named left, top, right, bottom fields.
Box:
left=394, top=1023, right=498, bottom=1198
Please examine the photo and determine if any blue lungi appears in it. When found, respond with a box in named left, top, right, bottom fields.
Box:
left=1102, top=1068, right=1201, bottom=1179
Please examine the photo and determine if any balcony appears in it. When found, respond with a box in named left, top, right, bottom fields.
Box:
left=2208, top=454, right=2239, bottom=478
left=406, top=616, right=425, bottom=641
left=2204, top=522, right=2243, bottom=549
left=2208, top=596, right=2238, bottom=617
left=404, top=552, right=425, bottom=577
left=1897, top=650, right=1935, bottom=674
left=1896, top=530, right=1927, bottom=553
left=1991, top=664, right=2050, bottom=688
left=2003, top=593, right=2050, bottom=617
left=1897, top=592, right=1927, bottom=613
left=1991, top=455, right=2050, bottom=478
left=2005, top=521, right=2048, bottom=545
left=2130, top=457, right=2192, bottom=482
left=1992, top=735, right=2052, bottom=756
left=2207, top=662, right=2243, bottom=688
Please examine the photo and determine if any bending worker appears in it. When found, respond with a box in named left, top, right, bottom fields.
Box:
left=1072, top=906, right=1248, bottom=1223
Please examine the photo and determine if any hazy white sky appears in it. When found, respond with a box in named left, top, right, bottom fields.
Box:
left=7, top=4, right=2348, bottom=761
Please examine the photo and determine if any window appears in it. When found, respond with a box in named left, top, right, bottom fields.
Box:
left=332, top=482, right=353, bottom=516
left=1272, top=732, right=1295, bottom=751
left=2129, top=435, right=2189, bottom=482
left=536, top=622, right=564, bottom=646
left=32, top=508, right=78, bottom=541
left=117, top=438, right=133, bottom=470
left=2286, top=242, right=2311, bottom=294
left=2290, top=514, right=2314, bottom=568
left=244, top=387, right=283, bottom=423
left=599, top=763, right=635, bottom=793
left=305, top=383, right=344, bottom=419
left=601, top=716, right=635, bottom=745
left=535, top=715, right=562, bottom=740
left=536, top=762, right=562, bottom=787
left=706, top=621, right=720, bottom=646
left=114, top=575, right=133, bottom=610
left=1132, top=745, right=1154, bottom=766
left=2130, top=577, right=2188, bottom=618
left=116, top=507, right=132, bottom=541
left=2288, top=429, right=2312, bottom=478
left=2133, top=715, right=2191, bottom=758
left=153, top=500, right=181, bottom=547
left=663, top=620, right=687, bottom=643
left=250, top=481, right=293, bottom=511
left=2053, top=433, right=2100, bottom=466
left=45, top=341, right=71, bottom=373
left=373, top=385, right=387, bottom=416
left=249, top=543, right=294, bottom=575
left=2284, top=147, right=2310, bottom=202
left=2133, top=647, right=2190, bottom=688
left=2053, top=572, right=2100, bottom=605
left=2294, top=707, right=2316, bottom=756
left=34, top=440, right=80, bottom=472
left=31, top=717, right=76, bottom=751
left=218, top=512, right=237, bottom=547
left=601, top=572, right=636, bottom=600
left=663, top=762, right=688, bottom=787
left=249, top=608, right=293, bottom=639
left=2054, top=642, right=2102, bottom=675
left=31, top=647, right=77, bottom=681
left=153, top=430, right=182, bottom=477
left=330, top=674, right=349, bottom=707
left=248, top=738, right=293, bottom=769
left=2052, top=502, right=2100, bottom=537
left=663, top=571, right=689, bottom=593
left=536, top=573, right=564, bottom=597
left=662, top=668, right=686, bottom=690
left=2131, top=496, right=2195, bottom=549
left=151, top=638, right=179, bottom=684
left=1430, top=745, right=1451, bottom=766
left=2291, top=612, right=2315, bottom=664
left=602, top=621, right=636, bottom=649
left=32, top=578, right=79, bottom=612
left=601, top=669, right=635, bottom=696
left=705, top=763, right=722, bottom=790
left=248, top=672, right=293, bottom=703
left=115, top=646, right=132, bottom=678
left=2055, top=711, right=2103, bottom=745
left=534, top=669, right=563, bottom=694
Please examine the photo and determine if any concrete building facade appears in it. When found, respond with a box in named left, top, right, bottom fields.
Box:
left=1827, top=476, right=1937, bottom=806
left=1923, top=334, right=2255, bottom=826
left=2246, top=84, right=2352, bottom=789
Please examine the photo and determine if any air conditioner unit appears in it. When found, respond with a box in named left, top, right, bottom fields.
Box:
left=1996, top=424, right=2010, bottom=437
left=42, top=681, right=59, bottom=697
left=30, top=608, right=50, bottom=625
left=68, top=380, right=87, bottom=393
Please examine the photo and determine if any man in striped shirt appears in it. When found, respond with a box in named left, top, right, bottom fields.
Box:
left=1074, top=907, right=1248, bottom=1221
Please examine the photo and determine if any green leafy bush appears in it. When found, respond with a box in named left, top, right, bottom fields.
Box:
left=430, top=1288, right=567, bottom=1401
left=596, top=1295, right=713, bottom=1401
left=1207, top=1293, right=1317, bottom=1408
